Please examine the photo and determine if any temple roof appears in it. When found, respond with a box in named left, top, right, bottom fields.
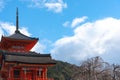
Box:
left=0, top=31, right=38, bottom=51
left=0, top=9, right=39, bottom=52
left=2, top=8, right=38, bottom=41
left=1, top=51, right=55, bottom=64
left=3, top=31, right=38, bottom=40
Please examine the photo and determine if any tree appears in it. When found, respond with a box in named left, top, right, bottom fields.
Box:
left=72, top=56, right=110, bottom=80
left=111, top=64, right=120, bottom=80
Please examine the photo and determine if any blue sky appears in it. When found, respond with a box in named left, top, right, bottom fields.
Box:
left=0, top=0, right=120, bottom=65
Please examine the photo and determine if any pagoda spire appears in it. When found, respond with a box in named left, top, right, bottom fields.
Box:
left=15, top=7, right=19, bottom=33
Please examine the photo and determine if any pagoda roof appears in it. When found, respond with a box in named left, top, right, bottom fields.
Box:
left=3, top=31, right=38, bottom=40
left=2, top=8, right=38, bottom=41
left=1, top=51, right=56, bottom=65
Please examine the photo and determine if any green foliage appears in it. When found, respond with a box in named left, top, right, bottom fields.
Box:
left=48, top=60, right=78, bottom=80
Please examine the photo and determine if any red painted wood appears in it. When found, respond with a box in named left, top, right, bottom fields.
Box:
left=0, top=31, right=55, bottom=80
left=0, top=37, right=38, bottom=52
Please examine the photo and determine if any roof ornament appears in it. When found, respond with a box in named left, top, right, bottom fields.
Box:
left=15, top=7, right=20, bottom=33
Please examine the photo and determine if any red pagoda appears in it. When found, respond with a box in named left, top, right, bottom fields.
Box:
left=0, top=8, right=56, bottom=80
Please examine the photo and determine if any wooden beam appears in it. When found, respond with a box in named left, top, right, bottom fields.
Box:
left=5, top=62, right=55, bottom=67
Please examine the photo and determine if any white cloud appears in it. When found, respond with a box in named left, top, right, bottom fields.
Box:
left=51, top=17, right=120, bottom=65
left=63, top=21, right=70, bottom=27
left=0, top=22, right=16, bottom=35
left=20, top=27, right=31, bottom=36
left=0, top=21, right=45, bottom=52
left=28, top=0, right=45, bottom=8
left=44, top=0, right=67, bottom=13
left=21, top=0, right=67, bottom=13
left=71, top=16, right=88, bottom=28
left=0, top=22, right=31, bottom=36
left=63, top=16, right=88, bottom=28
left=31, top=42, right=46, bottom=53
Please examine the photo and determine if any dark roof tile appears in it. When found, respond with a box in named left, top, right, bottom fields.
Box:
left=1, top=51, right=56, bottom=64
left=5, top=31, right=38, bottom=40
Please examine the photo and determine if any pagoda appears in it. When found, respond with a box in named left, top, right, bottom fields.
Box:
left=0, top=8, right=56, bottom=80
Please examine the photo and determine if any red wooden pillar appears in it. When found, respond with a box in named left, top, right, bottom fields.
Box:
left=8, top=68, right=10, bottom=80
left=23, top=67, right=27, bottom=80
left=43, top=67, right=47, bottom=80
left=38, top=68, right=42, bottom=78
left=10, top=68, right=13, bottom=80
left=32, top=69, right=37, bottom=80
left=45, top=67, right=47, bottom=79
left=43, top=68, right=45, bottom=79
left=20, top=69, right=23, bottom=80
left=22, top=68, right=26, bottom=79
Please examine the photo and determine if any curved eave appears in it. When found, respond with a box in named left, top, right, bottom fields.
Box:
left=0, top=36, right=38, bottom=51
left=1, top=30, right=38, bottom=40
left=1, top=36, right=38, bottom=42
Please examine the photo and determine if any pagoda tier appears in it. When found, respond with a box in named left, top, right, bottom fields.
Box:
left=0, top=8, right=38, bottom=52
left=0, top=50, right=55, bottom=80
left=0, top=50, right=55, bottom=65
left=0, top=31, right=38, bottom=52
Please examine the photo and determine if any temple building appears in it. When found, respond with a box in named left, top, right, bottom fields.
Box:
left=0, top=8, right=56, bottom=80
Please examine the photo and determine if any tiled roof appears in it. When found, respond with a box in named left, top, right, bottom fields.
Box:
left=1, top=51, right=56, bottom=64
left=4, top=31, right=38, bottom=40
